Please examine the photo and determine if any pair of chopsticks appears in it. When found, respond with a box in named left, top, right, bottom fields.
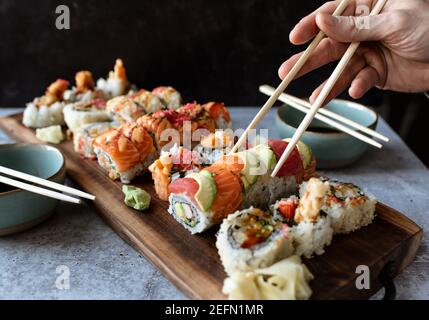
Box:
left=0, top=165, right=95, bottom=204
left=231, top=0, right=388, bottom=177
left=259, top=85, right=389, bottom=147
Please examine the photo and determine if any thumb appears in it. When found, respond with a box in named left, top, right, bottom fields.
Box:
left=315, top=12, right=390, bottom=42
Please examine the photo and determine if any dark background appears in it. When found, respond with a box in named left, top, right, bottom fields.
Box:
left=0, top=0, right=427, bottom=166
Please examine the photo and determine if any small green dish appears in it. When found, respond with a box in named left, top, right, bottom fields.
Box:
left=0, top=144, right=66, bottom=236
left=276, top=99, right=378, bottom=169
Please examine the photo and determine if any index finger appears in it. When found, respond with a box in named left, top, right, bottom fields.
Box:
left=290, top=0, right=357, bottom=45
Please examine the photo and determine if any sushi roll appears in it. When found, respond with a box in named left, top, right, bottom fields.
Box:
left=63, top=98, right=111, bottom=133
left=152, top=86, right=182, bottom=110
left=271, top=178, right=334, bottom=258
left=93, top=123, right=157, bottom=183
left=167, top=166, right=243, bottom=234
left=63, top=71, right=108, bottom=103
left=23, top=79, right=70, bottom=128
left=96, top=59, right=130, bottom=99
left=128, top=89, right=164, bottom=113
left=202, top=102, right=232, bottom=129
left=149, top=144, right=204, bottom=201
left=299, top=177, right=377, bottom=234
left=73, top=122, right=117, bottom=159
left=106, top=96, right=146, bottom=124
left=193, top=131, right=235, bottom=165
left=216, top=207, right=294, bottom=275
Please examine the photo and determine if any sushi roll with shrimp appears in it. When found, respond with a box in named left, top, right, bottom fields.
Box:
left=73, top=122, right=117, bottom=159
left=106, top=96, right=146, bottom=124
left=63, top=98, right=111, bottom=133
left=167, top=166, right=243, bottom=234
left=96, top=59, right=130, bottom=99
left=23, top=79, right=70, bottom=128
left=270, top=178, right=334, bottom=258
left=129, top=89, right=164, bottom=113
left=299, top=177, right=377, bottom=234
left=93, top=123, right=157, bottom=183
left=152, top=86, right=182, bottom=110
left=63, top=71, right=107, bottom=103
left=216, top=207, right=294, bottom=275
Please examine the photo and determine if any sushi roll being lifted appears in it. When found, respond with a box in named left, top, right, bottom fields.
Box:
left=299, top=177, right=377, bottom=234
left=23, top=79, right=70, bottom=128
left=152, top=86, right=182, bottom=110
left=63, top=98, right=111, bottom=133
left=216, top=207, right=294, bottom=275
left=93, top=123, right=157, bottom=183
left=73, top=121, right=117, bottom=159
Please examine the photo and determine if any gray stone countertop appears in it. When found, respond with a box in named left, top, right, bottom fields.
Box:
left=0, top=107, right=428, bottom=300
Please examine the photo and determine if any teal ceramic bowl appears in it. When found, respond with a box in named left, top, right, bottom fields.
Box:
left=0, top=144, right=66, bottom=236
left=276, top=99, right=378, bottom=169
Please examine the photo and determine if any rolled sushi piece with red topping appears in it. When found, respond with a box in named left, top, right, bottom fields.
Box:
left=167, top=166, right=243, bottom=234
left=152, top=86, right=182, bottom=110
left=93, top=123, right=157, bottom=183
left=149, top=144, right=205, bottom=201
left=63, top=98, right=110, bottom=133
left=73, top=121, right=117, bottom=159
left=299, top=177, right=377, bottom=234
left=216, top=207, right=294, bottom=275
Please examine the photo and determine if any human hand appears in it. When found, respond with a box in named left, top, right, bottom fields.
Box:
left=278, top=0, right=429, bottom=103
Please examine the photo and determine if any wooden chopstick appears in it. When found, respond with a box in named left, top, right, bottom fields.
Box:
left=0, top=175, right=81, bottom=204
left=259, top=85, right=382, bottom=148
left=230, top=0, right=352, bottom=154
left=259, top=85, right=389, bottom=142
left=271, top=0, right=388, bottom=177
left=0, top=165, right=95, bottom=201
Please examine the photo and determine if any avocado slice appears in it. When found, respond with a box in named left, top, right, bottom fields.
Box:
left=188, top=170, right=217, bottom=212
left=283, top=138, right=313, bottom=169
left=236, top=150, right=260, bottom=184
left=249, top=144, right=276, bottom=173
left=241, top=176, right=251, bottom=193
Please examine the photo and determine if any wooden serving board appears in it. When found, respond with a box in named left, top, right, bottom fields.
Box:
left=0, top=113, right=423, bottom=300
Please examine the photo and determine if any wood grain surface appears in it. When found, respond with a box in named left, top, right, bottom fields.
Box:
left=0, top=113, right=423, bottom=299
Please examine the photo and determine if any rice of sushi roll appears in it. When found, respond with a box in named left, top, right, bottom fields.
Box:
left=216, top=207, right=294, bottom=275
left=93, top=123, right=157, bottom=183
left=106, top=96, right=146, bottom=124
left=63, top=98, right=110, bottom=133
left=128, top=89, right=164, bottom=113
left=152, top=86, right=182, bottom=110
left=23, top=79, right=70, bottom=128
left=299, top=177, right=377, bottom=234
left=73, top=122, right=117, bottom=159
left=96, top=59, right=130, bottom=99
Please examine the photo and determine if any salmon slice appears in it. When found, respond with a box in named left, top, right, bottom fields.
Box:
left=211, top=154, right=244, bottom=177
left=94, top=128, right=141, bottom=172
left=205, top=166, right=243, bottom=222
left=168, top=178, right=199, bottom=200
